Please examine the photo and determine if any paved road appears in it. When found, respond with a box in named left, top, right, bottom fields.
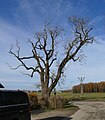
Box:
left=71, top=101, right=105, bottom=120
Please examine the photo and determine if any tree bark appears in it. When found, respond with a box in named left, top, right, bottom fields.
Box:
left=41, top=85, right=50, bottom=108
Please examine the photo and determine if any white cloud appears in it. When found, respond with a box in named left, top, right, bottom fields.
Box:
left=89, top=15, right=105, bottom=28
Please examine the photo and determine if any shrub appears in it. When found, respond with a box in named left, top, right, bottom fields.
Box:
left=49, top=96, right=63, bottom=109
left=27, top=92, right=40, bottom=109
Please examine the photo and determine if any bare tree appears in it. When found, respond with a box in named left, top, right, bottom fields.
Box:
left=9, top=17, right=94, bottom=107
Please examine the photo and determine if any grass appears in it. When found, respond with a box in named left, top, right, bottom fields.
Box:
left=36, top=92, right=105, bottom=101
left=56, top=92, right=105, bottom=101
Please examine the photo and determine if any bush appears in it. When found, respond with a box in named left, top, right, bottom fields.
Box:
left=28, top=92, right=40, bottom=109
left=49, top=96, right=63, bottom=109
left=39, top=97, right=50, bottom=109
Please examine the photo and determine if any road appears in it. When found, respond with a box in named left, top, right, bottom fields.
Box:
left=31, top=101, right=105, bottom=120
left=71, top=101, right=105, bottom=120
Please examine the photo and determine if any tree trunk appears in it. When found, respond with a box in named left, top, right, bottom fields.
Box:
left=40, top=85, right=50, bottom=108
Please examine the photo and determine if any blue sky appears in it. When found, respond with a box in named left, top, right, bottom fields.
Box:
left=0, top=0, right=105, bottom=90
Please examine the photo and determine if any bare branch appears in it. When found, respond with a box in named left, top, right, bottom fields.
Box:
left=49, top=58, right=57, bottom=67
left=72, top=57, right=79, bottom=62
left=9, top=44, right=35, bottom=71
left=19, top=56, right=34, bottom=60
left=38, top=55, right=46, bottom=66
left=20, top=65, right=40, bottom=78
left=16, top=40, right=20, bottom=57
left=20, top=72, right=32, bottom=77
left=7, top=63, right=23, bottom=70
left=29, top=40, right=44, bottom=71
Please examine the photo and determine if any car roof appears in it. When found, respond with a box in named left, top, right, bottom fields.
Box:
left=0, top=83, right=4, bottom=88
left=0, top=89, right=26, bottom=93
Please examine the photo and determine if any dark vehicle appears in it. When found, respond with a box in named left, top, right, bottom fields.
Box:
left=0, top=90, right=31, bottom=120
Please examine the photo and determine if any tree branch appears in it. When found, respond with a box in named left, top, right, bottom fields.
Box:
left=7, top=64, right=23, bottom=70
left=29, top=40, right=44, bottom=71
left=9, top=44, right=36, bottom=72
left=49, top=58, right=57, bottom=67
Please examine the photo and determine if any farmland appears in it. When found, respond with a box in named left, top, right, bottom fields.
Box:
left=56, top=92, right=105, bottom=101
left=35, top=91, right=105, bottom=101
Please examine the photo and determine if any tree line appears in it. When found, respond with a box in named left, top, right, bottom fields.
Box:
left=72, top=82, right=105, bottom=93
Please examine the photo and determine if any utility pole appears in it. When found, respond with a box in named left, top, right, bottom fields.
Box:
left=78, top=76, right=85, bottom=94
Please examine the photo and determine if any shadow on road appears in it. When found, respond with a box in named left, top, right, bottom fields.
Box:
left=37, top=116, right=72, bottom=120
left=31, top=109, right=45, bottom=115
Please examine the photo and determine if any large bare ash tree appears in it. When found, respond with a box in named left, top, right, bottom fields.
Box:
left=9, top=17, right=94, bottom=104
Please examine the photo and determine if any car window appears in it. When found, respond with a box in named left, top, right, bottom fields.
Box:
left=2, top=91, right=28, bottom=105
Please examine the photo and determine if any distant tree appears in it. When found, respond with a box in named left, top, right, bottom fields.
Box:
left=98, top=82, right=105, bottom=92
left=73, top=82, right=105, bottom=93
left=9, top=17, right=94, bottom=107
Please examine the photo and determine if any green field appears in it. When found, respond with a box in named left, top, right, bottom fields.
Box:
left=56, top=92, right=105, bottom=101
left=36, top=92, right=105, bottom=101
